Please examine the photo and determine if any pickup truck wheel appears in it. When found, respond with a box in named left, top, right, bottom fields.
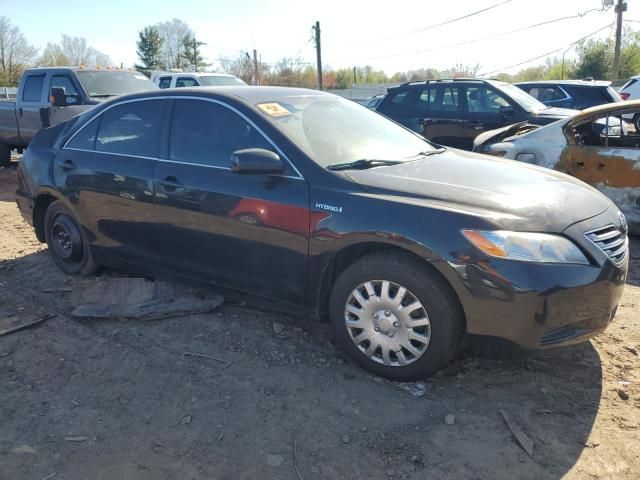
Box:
left=329, top=251, right=461, bottom=381
left=44, top=201, right=98, bottom=276
left=0, top=143, right=11, bottom=167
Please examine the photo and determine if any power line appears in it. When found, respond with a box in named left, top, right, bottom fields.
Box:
left=478, top=22, right=614, bottom=76
left=358, top=0, right=514, bottom=47
left=334, top=7, right=608, bottom=64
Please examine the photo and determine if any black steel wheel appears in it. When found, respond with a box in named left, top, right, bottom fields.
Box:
left=44, top=201, right=98, bottom=276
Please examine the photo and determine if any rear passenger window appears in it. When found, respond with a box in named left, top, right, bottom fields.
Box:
left=95, top=100, right=166, bottom=157
left=430, top=85, right=461, bottom=112
left=22, top=75, right=45, bottom=102
left=175, top=77, right=199, bottom=88
left=158, top=77, right=171, bottom=89
left=169, top=99, right=271, bottom=168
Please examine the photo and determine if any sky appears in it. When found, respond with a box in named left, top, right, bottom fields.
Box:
left=4, top=0, right=640, bottom=76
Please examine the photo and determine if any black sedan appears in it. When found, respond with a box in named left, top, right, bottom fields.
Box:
left=16, top=87, right=629, bottom=380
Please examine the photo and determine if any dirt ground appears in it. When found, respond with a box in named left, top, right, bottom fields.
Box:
left=0, top=163, right=638, bottom=480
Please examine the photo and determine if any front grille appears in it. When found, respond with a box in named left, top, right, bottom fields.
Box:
left=584, top=224, right=628, bottom=265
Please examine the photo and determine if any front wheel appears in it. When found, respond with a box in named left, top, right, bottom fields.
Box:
left=329, top=251, right=462, bottom=381
left=44, top=201, right=98, bottom=276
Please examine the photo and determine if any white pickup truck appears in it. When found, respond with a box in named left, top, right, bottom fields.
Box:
left=151, top=71, right=246, bottom=89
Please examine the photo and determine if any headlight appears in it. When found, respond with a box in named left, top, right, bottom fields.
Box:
left=461, top=230, right=590, bottom=264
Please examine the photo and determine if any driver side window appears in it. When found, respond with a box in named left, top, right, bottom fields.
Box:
left=169, top=99, right=273, bottom=168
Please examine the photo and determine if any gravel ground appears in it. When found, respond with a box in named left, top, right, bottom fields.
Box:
left=0, top=163, right=638, bottom=480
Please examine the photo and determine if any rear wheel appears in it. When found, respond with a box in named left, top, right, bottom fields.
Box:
left=329, top=251, right=462, bottom=381
left=44, top=201, right=98, bottom=276
left=0, top=143, right=11, bottom=168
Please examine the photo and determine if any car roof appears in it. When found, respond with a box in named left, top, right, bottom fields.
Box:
left=159, top=72, right=238, bottom=78
left=567, top=99, right=640, bottom=126
left=516, top=80, right=611, bottom=87
left=112, top=86, right=332, bottom=105
left=389, top=78, right=506, bottom=91
left=26, top=66, right=137, bottom=73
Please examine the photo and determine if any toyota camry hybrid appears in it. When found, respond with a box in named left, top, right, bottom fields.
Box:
left=16, top=87, right=629, bottom=381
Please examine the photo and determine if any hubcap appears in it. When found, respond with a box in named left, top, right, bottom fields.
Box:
left=344, top=280, right=431, bottom=367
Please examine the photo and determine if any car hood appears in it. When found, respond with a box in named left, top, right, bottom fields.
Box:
left=345, top=148, right=612, bottom=233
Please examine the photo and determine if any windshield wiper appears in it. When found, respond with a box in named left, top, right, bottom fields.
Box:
left=413, top=147, right=446, bottom=157
left=327, top=159, right=404, bottom=171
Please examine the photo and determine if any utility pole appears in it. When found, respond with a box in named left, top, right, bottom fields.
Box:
left=312, top=21, right=323, bottom=90
left=193, top=38, right=207, bottom=72
left=253, top=49, right=259, bottom=85
left=612, top=0, right=626, bottom=81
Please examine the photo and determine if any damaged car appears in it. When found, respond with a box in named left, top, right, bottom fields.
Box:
left=474, top=100, right=640, bottom=234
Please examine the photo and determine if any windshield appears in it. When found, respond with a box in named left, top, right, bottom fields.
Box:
left=257, top=95, right=436, bottom=168
left=498, top=84, right=547, bottom=112
left=200, top=75, right=247, bottom=86
left=76, top=71, right=157, bottom=97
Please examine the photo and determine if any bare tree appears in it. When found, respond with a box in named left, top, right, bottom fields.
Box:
left=156, top=19, right=193, bottom=69
left=218, top=52, right=253, bottom=82
left=37, top=35, right=111, bottom=67
left=39, top=43, right=69, bottom=66
left=0, top=16, right=38, bottom=86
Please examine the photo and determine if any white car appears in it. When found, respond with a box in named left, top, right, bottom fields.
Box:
left=152, top=72, right=246, bottom=89
left=620, top=75, right=640, bottom=130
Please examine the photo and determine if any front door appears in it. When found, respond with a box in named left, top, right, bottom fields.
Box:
left=55, top=98, right=167, bottom=264
left=153, top=98, right=310, bottom=304
left=463, top=85, right=518, bottom=151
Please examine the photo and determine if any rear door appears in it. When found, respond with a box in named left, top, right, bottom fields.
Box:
left=416, top=84, right=467, bottom=148
left=153, top=98, right=310, bottom=303
left=56, top=98, right=168, bottom=264
left=16, top=72, right=47, bottom=143
left=463, top=85, right=519, bottom=150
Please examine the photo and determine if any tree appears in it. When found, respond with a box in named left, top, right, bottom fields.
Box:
left=180, top=34, right=208, bottom=71
left=156, top=19, right=193, bottom=69
left=136, top=26, right=164, bottom=74
left=39, top=43, right=69, bottom=66
left=574, top=38, right=610, bottom=80
left=0, top=16, right=38, bottom=86
left=38, top=35, right=111, bottom=67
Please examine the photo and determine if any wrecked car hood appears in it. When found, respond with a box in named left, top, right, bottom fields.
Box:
left=473, top=122, right=542, bottom=148
left=345, top=148, right=612, bottom=232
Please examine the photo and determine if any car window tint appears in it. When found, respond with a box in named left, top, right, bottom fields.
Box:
left=169, top=99, right=272, bottom=168
left=22, top=75, right=45, bottom=102
left=466, top=87, right=510, bottom=113
left=50, top=75, right=79, bottom=105
left=175, top=77, right=199, bottom=88
left=158, top=77, right=172, bottom=89
left=67, top=117, right=99, bottom=150
left=430, top=85, right=461, bottom=112
left=416, top=88, right=435, bottom=114
left=95, top=100, right=165, bottom=157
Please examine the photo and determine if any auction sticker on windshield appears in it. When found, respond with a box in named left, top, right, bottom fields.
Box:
left=257, top=102, right=292, bottom=117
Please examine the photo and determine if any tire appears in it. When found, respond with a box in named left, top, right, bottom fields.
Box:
left=44, top=200, right=98, bottom=276
left=634, top=113, right=640, bottom=133
left=0, top=143, right=11, bottom=168
left=329, top=251, right=462, bottom=381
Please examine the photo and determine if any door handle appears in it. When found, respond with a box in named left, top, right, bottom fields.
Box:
left=60, top=159, right=76, bottom=171
left=161, top=175, right=183, bottom=192
left=468, top=121, right=484, bottom=130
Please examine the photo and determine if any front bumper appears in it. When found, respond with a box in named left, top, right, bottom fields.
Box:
left=444, top=211, right=628, bottom=349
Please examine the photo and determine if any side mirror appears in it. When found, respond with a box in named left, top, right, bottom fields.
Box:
left=499, top=105, right=515, bottom=118
left=50, top=87, right=68, bottom=107
left=230, top=148, right=284, bottom=174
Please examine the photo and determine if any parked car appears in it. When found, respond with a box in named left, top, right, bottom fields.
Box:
left=0, top=67, right=157, bottom=167
left=17, top=86, right=627, bottom=380
left=152, top=71, right=247, bottom=88
left=515, top=80, right=621, bottom=111
left=376, top=78, right=578, bottom=150
left=474, top=100, right=640, bottom=234
left=619, top=75, right=640, bottom=130
left=363, top=94, right=385, bottom=109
